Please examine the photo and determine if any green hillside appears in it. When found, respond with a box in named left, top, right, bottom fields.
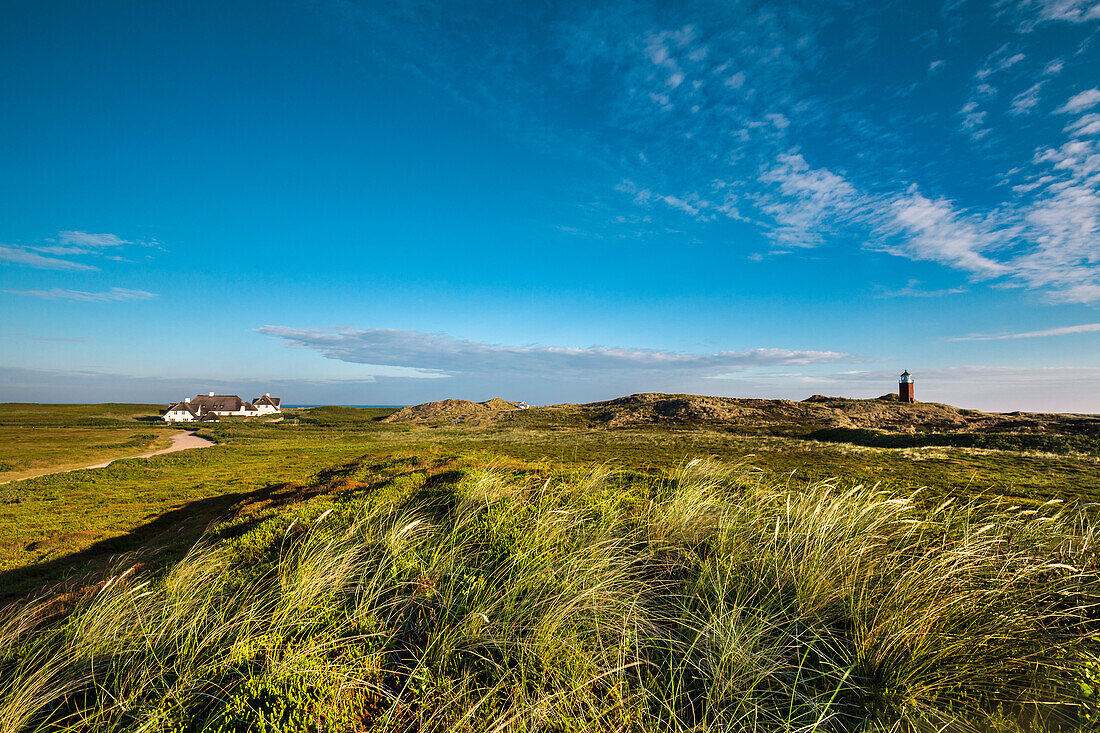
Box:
left=0, top=401, right=1098, bottom=731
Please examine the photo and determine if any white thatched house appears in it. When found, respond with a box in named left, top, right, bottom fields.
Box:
left=252, top=394, right=282, bottom=415
left=162, top=392, right=282, bottom=422
left=163, top=401, right=200, bottom=422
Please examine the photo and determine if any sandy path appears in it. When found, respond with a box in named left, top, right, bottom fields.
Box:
left=83, top=432, right=215, bottom=469
left=0, top=432, right=216, bottom=485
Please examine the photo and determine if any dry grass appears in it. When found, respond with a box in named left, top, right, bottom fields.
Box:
left=1, top=457, right=1097, bottom=732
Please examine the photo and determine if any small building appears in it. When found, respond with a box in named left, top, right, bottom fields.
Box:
left=163, top=391, right=282, bottom=422
left=899, top=370, right=915, bottom=403
left=163, top=400, right=199, bottom=422
left=251, top=393, right=282, bottom=415
left=188, top=392, right=259, bottom=417
left=199, top=411, right=220, bottom=422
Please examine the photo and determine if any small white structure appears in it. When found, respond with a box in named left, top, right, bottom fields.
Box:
left=163, top=392, right=282, bottom=422
left=517, top=401, right=529, bottom=410
left=251, top=393, right=282, bottom=415
left=163, top=399, right=199, bottom=422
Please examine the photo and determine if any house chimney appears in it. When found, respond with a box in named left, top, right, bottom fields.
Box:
left=184, top=397, right=190, bottom=403
left=209, top=392, right=215, bottom=397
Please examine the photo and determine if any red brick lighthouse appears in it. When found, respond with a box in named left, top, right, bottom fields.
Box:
left=899, top=370, right=915, bottom=403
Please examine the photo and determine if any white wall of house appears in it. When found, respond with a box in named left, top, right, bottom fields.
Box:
left=164, top=411, right=195, bottom=422
left=164, top=394, right=279, bottom=421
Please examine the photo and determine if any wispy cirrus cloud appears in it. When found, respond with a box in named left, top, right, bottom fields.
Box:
left=756, top=153, right=866, bottom=247
left=950, top=322, right=1100, bottom=341
left=885, top=190, right=1010, bottom=277
left=1023, top=0, right=1100, bottom=24
left=333, top=0, right=1100, bottom=304
left=57, top=231, right=128, bottom=248
left=583, top=7, right=1100, bottom=302
left=1056, top=88, right=1100, bottom=113
left=0, top=231, right=153, bottom=271
left=4, top=287, right=157, bottom=302
left=1065, top=113, right=1100, bottom=134
left=976, top=50, right=1026, bottom=80
left=256, top=325, right=850, bottom=380
left=0, top=244, right=99, bottom=271
left=874, top=279, right=968, bottom=298
left=1010, top=82, right=1044, bottom=114
left=740, top=145, right=1097, bottom=302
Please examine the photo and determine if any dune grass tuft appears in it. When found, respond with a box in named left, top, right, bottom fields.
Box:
left=1, top=457, right=1098, bottom=731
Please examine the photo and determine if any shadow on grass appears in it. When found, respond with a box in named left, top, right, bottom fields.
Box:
left=0, top=477, right=336, bottom=607
left=0, top=452, right=473, bottom=609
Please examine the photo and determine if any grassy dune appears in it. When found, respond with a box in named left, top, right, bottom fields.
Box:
left=0, top=403, right=165, bottom=428
left=1, top=457, right=1098, bottom=731
left=3, top=413, right=1100, bottom=595
left=1, top=404, right=1099, bottom=730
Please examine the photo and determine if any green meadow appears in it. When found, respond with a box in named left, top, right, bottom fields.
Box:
left=0, top=403, right=177, bottom=483
left=0, top=403, right=1098, bottom=731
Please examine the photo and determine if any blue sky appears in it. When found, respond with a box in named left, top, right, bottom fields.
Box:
left=1, top=0, right=1098, bottom=411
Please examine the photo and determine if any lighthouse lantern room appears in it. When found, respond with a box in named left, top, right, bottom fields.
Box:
left=899, top=370, right=915, bottom=403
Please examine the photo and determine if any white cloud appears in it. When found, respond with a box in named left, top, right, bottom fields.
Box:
left=3, top=287, right=157, bottom=302
left=1056, top=88, right=1100, bottom=113
left=615, top=179, right=712, bottom=221
left=764, top=113, right=789, bottom=130
left=724, top=71, right=745, bottom=89
left=1010, top=83, right=1044, bottom=114
left=0, top=244, right=99, bottom=271
left=660, top=195, right=701, bottom=216
left=58, top=231, right=129, bottom=248
left=1029, top=0, right=1100, bottom=23
left=1065, top=113, right=1100, bottom=135
left=887, top=191, right=1009, bottom=276
left=1008, top=135, right=1100, bottom=303
left=335, top=1, right=1100, bottom=309
left=959, top=100, right=989, bottom=137
left=256, top=326, right=850, bottom=379
left=961, top=106, right=987, bottom=129
left=643, top=26, right=699, bottom=97
left=757, top=153, right=864, bottom=246
left=950, top=322, right=1100, bottom=340
left=1014, top=186, right=1100, bottom=302
left=1070, top=116, right=1100, bottom=141
left=875, top=279, right=968, bottom=298
left=746, top=131, right=1100, bottom=301
left=0, top=231, right=152, bottom=272
left=976, top=51, right=1026, bottom=79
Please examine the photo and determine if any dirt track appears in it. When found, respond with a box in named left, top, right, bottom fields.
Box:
left=83, top=432, right=215, bottom=468
left=0, top=432, right=215, bottom=485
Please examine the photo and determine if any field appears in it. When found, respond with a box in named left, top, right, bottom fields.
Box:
left=0, top=401, right=1098, bottom=731
left=0, top=402, right=177, bottom=483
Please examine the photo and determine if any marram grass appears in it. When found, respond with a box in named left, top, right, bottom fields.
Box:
left=1, top=457, right=1098, bottom=732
